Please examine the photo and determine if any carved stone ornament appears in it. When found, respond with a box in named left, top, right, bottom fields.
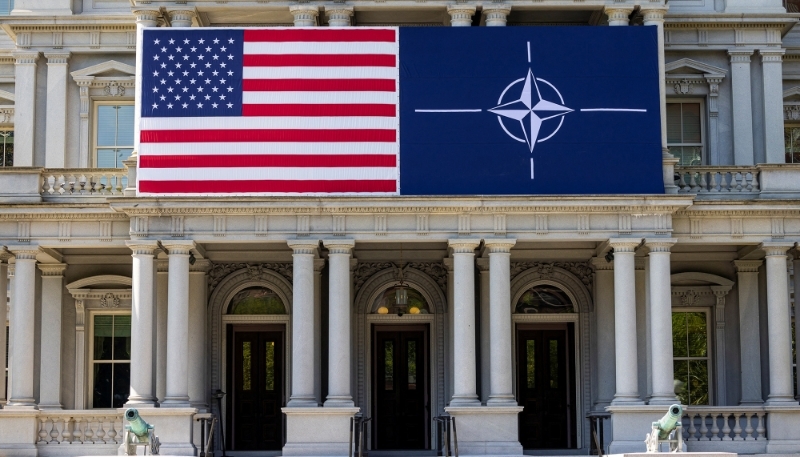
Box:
left=207, top=262, right=293, bottom=294
left=510, top=261, right=593, bottom=292
left=785, top=105, right=800, bottom=121
left=353, top=262, right=447, bottom=295
left=104, top=81, right=126, bottom=97
left=680, top=289, right=698, bottom=306
left=100, top=292, right=120, bottom=308
left=674, top=79, right=694, bottom=95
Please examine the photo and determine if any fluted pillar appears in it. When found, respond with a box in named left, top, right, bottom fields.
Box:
left=12, top=52, right=39, bottom=166
left=0, top=254, right=8, bottom=406
left=44, top=53, right=70, bottom=168
left=126, top=241, right=159, bottom=406
left=761, top=242, right=796, bottom=404
left=448, top=239, right=481, bottom=406
left=729, top=51, right=755, bottom=165
left=188, top=259, right=210, bottom=409
left=645, top=238, right=678, bottom=405
left=483, top=4, right=510, bottom=26
left=485, top=239, right=516, bottom=406
left=290, top=5, right=319, bottom=26
left=735, top=260, right=764, bottom=405
left=38, top=263, right=67, bottom=409
left=326, top=7, right=353, bottom=26
left=447, top=5, right=475, bottom=27
left=161, top=241, right=194, bottom=407
left=168, top=9, right=196, bottom=27
left=6, top=248, right=39, bottom=409
left=609, top=239, right=643, bottom=404
left=604, top=5, right=634, bottom=26
left=323, top=239, right=355, bottom=407
left=287, top=240, right=320, bottom=407
left=592, top=257, right=616, bottom=408
left=761, top=50, right=786, bottom=164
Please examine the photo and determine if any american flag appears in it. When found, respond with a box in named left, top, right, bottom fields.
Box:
left=138, top=28, right=399, bottom=196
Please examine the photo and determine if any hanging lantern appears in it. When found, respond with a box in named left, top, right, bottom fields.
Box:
left=394, top=284, right=409, bottom=316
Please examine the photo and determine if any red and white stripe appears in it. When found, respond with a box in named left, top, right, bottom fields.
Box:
left=138, top=28, right=399, bottom=196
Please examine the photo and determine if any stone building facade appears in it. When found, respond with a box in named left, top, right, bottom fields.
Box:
left=0, top=0, right=800, bottom=455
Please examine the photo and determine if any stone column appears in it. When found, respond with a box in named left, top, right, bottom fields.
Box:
left=609, top=239, right=643, bottom=404
left=0, top=254, right=8, bottom=406
left=448, top=239, right=481, bottom=406
left=162, top=241, right=194, bottom=407
left=126, top=241, right=159, bottom=406
left=591, top=257, right=616, bottom=408
left=794, top=252, right=800, bottom=402
left=12, top=52, right=39, bottom=167
left=326, top=7, right=353, bottom=26
left=6, top=248, right=39, bottom=408
left=155, top=260, right=169, bottom=404
left=761, top=242, right=796, bottom=404
left=287, top=240, right=319, bottom=407
left=290, top=5, right=319, bottom=26
left=168, top=9, right=196, bottom=27
left=313, top=258, right=324, bottom=404
left=729, top=51, right=755, bottom=166
left=761, top=50, right=786, bottom=164
left=735, top=260, right=764, bottom=405
left=645, top=238, right=678, bottom=405
left=447, top=5, right=475, bottom=27
left=483, top=4, right=510, bottom=26
left=132, top=10, right=159, bottom=165
left=38, top=263, right=66, bottom=409
left=485, top=239, right=516, bottom=406
left=44, top=53, right=70, bottom=168
left=604, top=5, right=634, bottom=26
left=323, top=239, right=355, bottom=407
left=188, top=259, right=209, bottom=409
left=477, top=258, right=490, bottom=404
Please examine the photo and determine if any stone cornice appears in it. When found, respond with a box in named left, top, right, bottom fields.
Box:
left=0, top=212, right=127, bottom=220
left=38, top=263, right=67, bottom=276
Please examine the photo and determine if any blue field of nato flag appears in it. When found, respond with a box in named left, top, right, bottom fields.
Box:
left=398, top=26, right=663, bottom=195
left=137, top=26, right=663, bottom=196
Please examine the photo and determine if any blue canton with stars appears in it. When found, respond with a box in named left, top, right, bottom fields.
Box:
left=141, top=29, right=244, bottom=118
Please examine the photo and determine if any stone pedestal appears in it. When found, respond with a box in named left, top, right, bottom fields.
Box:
left=0, top=410, right=39, bottom=457
left=443, top=406, right=524, bottom=455
left=118, top=407, right=198, bottom=456
left=608, top=405, right=679, bottom=454
left=282, top=407, right=359, bottom=456
left=765, top=406, right=800, bottom=453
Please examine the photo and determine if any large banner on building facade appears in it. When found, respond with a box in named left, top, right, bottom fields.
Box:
left=137, top=26, right=663, bottom=196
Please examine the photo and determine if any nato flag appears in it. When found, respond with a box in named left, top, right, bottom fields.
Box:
left=398, top=26, right=664, bottom=195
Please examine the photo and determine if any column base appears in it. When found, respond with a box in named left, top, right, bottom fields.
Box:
left=610, top=395, right=644, bottom=406
left=765, top=395, right=798, bottom=406
left=449, top=395, right=481, bottom=407
left=125, top=396, right=157, bottom=407
left=287, top=396, right=319, bottom=407
left=486, top=394, right=517, bottom=407
left=161, top=398, right=192, bottom=408
left=444, top=406, right=524, bottom=456
left=36, top=403, right=63, bottom=410
left=323, top=397, right=354, bottom=407
left=647, top=394, right=679, bottom=405
left=3, top=398, right=37, bottom=410
left=282, top=406, right=360, bottom=457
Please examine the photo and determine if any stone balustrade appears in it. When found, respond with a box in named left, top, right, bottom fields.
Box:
left=41, top=168, right=128, bottom=198
left=682, top=407, right=767, bottom=454
left=675, top=166, right=760, bottom=194
left=36, top=411, right=124, bottom=446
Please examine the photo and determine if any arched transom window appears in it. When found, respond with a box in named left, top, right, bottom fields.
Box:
left=229, top=287, right=286, bottom=315
left=515, top=285, right=574, bottom=314
left=373, top=286, right=430, bottom=314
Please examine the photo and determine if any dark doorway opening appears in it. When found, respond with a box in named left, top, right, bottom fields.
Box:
left=516, top=324, right=577, bottom=449
left=372, top=325, right=430, bottom=451
left=227, top=326, right=284, bottom=451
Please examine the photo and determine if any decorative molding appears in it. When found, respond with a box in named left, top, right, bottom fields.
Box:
left=99, top=292, right=121, bottom=308
left=509, top=261, right=593, bottom=295
left=673, top=78, right=694, bottom=95
left=66, top=275, right=131, bottom=290
left=374, top=215, right=387, bottom=236
left=38, top=263, right=66, bottom=276
left=207, top=262, right=293, bottom=294
left=103, top=81, right=126, bottom=97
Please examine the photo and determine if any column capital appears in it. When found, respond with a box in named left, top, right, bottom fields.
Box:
left=760, top=241, right=795, bottom=257
left=0, top=251, right=11, bottom=263
left=607, top=238, right=642, bottom=253
left=7, top=246, right=40, bottom=260
left=734, top=259, right=763, bottom=273
left=448, top=238, right=481, bottom=253
left=644, top=237, right=677, bottom=252
left=288, top=239, right=320, bottom=255
left=126, top=240, right=159, bottom=256
left=639, top=5, right=669, bottom=24
left=483, top=3, right=511, bottom=26
left=590, top=256, right=614, bottom=271
left=447, top=5, right=476, bottom=27
left=484, top=238, right=516, bottom=254
left=161, top=240, right=196, bottom=255
left=729, top=50, right=754, bottom=62
left=760, top=49, right=785, bottom=62
left=325, top=6, right=353, bottom=26
left=604, top=5, right=634, bottom=26
left=44, top=53, right=70, bottom=64
left=167, top=9, right=196, bottom=27
left=290, top=5, right=320, bottom=26
left=13, top=52, right=39, bottom=65
left=133, top=9, right=160, bottom=26
left=323, top=239, right=355, bottom=254
left=38, top=263, right=66, bottom=276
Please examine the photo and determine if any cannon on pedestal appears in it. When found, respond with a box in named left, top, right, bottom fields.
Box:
left=644, top=404, right=684, bottom=453
left=123, top=408, right=161, bottom=456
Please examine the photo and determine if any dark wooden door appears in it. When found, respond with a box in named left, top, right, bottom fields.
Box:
left=516, top=327, right=575, bottom=449
left=373, top=328, right=428, bottom=450
left=232, top=331, right=283, bottom=450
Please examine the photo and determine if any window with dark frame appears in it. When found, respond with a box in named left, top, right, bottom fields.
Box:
left=667, top=102, right=703, bottom=166
left=92, top=314, right=131, bottom=408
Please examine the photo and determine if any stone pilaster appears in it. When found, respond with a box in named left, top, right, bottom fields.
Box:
left=760, top=242, right=796, bottom=404
left=161, top=241, right=194, bottom=407
left=326, top=7, right=353, bottom=27
left=734, top=260, right=764, bottom=405
left=6, top=247, right=39, bottom=409
left=44, top=53, right=70, bottom=168
left=323, top=239, right=355, bottom=407
left=12, top=52, right=39, bottom=167
left=155, top=259, right=169, bottom=404
left=0, top=254, right=8, bottom=406
left=188, top=259, right=210, bottom=410
left=290, top=5, right=319, bottom=27
left=38, top=263, right=67, bottom=409
left=477, top=258, right=490, bottom=404
left=644, top=238, right=678, bottom=405
left=608, top=239, right=643, bottom=404
left=448, top=239, right=481, bottom=406
left=447, top=5, right=475, bottom=27
left=483, top=4, right=510, bottom=26
left=760, top=50, right=786, bottom=164
left=126, top=241, right=159, bottom=406
left=591, top=256, right=616, bottom=408
left=729, top=51, right=755, bottom=165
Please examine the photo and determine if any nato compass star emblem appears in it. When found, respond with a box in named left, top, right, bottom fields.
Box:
left=415, top=41, right=647, bottom=179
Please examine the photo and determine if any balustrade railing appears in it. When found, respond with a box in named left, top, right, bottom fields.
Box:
left=682, top=407, right=767, bottom=453
left=36, top=411, right=124, bottom=446
left=675, top=167, right=760, bottom=194
left=41, top=168, right=128, bottom=197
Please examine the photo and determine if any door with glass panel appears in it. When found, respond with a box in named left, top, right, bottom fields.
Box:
left=373, top=326, right=429, bottom=450
left=230, top=330, right=283, bottom=450
left=516, top=325, right=576, bottom=449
